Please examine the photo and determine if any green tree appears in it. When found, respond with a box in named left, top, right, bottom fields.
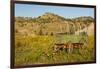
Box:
left=69, top=24, right=75, bottom=34
left=50, top=32, right=53, bottom=36
left=38, top=29, right=43, bottom=35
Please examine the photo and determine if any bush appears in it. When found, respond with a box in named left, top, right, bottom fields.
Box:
left=80, top=31, right=88, bottom=36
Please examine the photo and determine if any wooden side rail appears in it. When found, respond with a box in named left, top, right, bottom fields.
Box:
left=53, top=43, right=84, bottom=53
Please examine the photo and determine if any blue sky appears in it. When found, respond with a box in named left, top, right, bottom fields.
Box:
left=15, top=4, right=94, bottom=18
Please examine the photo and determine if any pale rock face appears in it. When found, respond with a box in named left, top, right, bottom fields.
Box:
left=75, top=22, right=94, bottom=36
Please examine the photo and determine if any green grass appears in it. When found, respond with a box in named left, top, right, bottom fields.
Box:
left=15, top=35, right=95, bottom=66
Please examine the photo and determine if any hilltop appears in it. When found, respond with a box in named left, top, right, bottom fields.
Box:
left=15, top=12, right=94, bottom=36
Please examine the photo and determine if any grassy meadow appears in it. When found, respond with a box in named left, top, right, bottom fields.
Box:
left=15, top=34, right=95, bottom=66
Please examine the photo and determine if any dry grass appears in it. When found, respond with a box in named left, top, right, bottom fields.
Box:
left=15, top=35, right=95, bottom=66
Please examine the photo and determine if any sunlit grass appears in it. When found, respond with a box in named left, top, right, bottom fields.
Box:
left=15, top=35, right=95, bottom=66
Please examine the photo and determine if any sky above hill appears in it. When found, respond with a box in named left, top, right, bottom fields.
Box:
left=15, top=3, right=94, bottom=18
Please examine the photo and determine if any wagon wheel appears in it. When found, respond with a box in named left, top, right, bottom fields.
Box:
left=67, top=41, right=73, bottom=53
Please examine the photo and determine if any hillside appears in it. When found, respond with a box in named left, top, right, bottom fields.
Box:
left=15, top=12, right=94, bottom=36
